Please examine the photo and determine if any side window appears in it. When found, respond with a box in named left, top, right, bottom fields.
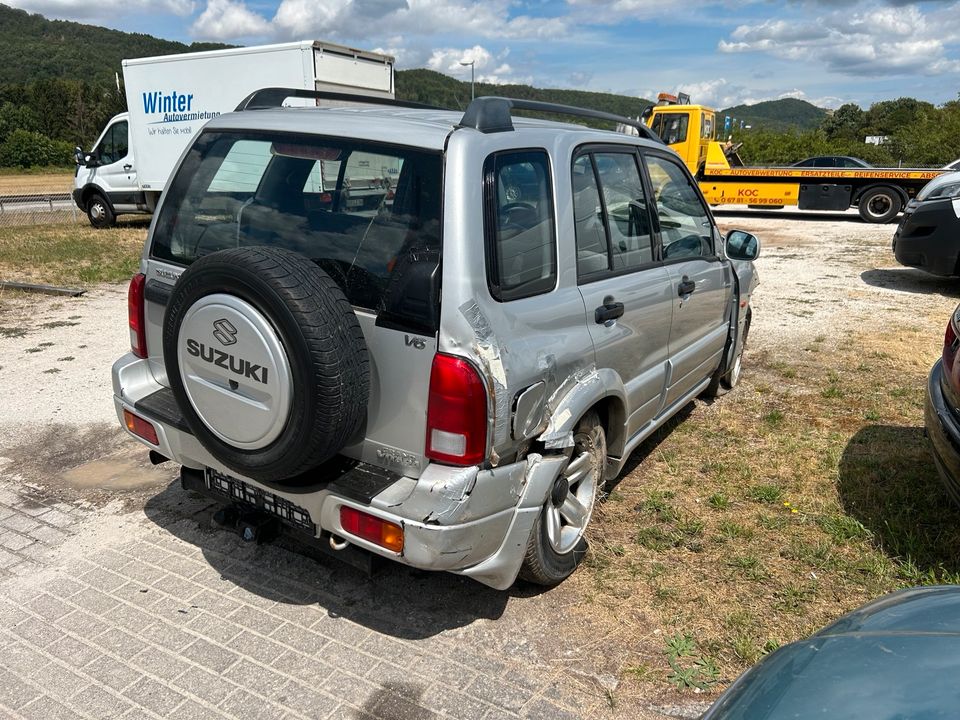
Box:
left=96, top=123, right=120, bottom=165
left=113, top=121, right=129, bottom=160
left=483, top=150, right=557, bottom=301
left=644, top=154, right=714, bottom=260
left=572, top=155, right=607, bottom=278
left=593, top=152, right=654, bottom=270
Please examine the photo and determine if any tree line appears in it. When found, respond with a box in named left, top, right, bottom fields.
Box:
left=736, top=97, right=960, bottom=168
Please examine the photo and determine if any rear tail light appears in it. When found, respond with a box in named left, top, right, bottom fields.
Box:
left=339, top=507, right=403, bottom=552
left=123, top=410, right=159, bottom=445
left=128, top=273, right=147, bottom=358
left=425, top=353, right=487, bottom=466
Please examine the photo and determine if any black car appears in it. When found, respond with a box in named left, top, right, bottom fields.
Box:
left=791, top=155, right=872, bottom=168
left=926, top=303, right=960, bottom=507
left=894, top=172, right=960, bottom=276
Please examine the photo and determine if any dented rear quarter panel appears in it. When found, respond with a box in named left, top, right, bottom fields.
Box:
left=439, top=129, right=601, bottom=465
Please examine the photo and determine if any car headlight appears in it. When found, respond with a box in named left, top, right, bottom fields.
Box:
left=919, top=176, right=960, bottom=202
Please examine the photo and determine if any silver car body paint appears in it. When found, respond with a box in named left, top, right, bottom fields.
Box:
left=112, top=104, right=759, bottom=588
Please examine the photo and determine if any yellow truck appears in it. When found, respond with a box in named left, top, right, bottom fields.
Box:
left=644, top=94, right=944, bottom=223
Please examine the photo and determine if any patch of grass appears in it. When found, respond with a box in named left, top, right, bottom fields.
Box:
left=821, top=385, right=844, bottom=399
left=817, top=514, right=872, bottom=544
left=664, top=633, right=720, bottom=690
left=717, top=520, right=754, bottom=540
left=0, top=221, right=146, bottom=286
left=763, top=409, right=785, bottom=428
left=708, top=493, right=730, bottom=510
left=747, top=484, right=783, bottom=504
left=0, top=326, right=26, bottom=338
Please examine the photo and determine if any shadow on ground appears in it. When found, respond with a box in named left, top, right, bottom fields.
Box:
left=838, top=424, right=960, bottom=576
left=143, top=479, right=534, bottom=639
left=861, top=268, right=960, bottom=297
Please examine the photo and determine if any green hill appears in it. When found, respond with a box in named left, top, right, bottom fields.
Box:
left=0, top=4, right=231, bottom=86
left=396, top=68, right=652, bottom=121
left=719, top=98, right=828, bottom=132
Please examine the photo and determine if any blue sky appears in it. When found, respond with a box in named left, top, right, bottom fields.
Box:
left=9, top=0, right=960, bottom=109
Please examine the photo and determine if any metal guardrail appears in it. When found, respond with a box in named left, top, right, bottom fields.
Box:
left=0, top=186, right=80, bottom=228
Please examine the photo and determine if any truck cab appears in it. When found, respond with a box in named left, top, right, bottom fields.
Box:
left=73, top=112, right=148, bottom=228
left=645, top=93, right=716, bottom=175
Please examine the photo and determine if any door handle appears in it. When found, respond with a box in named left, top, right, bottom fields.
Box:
left=123, top=164, right=133, bottom=171
left=595, top=297, right=625, bottom=324
left=677, top=276, right=696, bottom=297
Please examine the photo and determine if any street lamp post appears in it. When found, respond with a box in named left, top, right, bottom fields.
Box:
left=459, top=60, right=475, bottom=101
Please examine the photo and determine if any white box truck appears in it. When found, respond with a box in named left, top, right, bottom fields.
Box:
left=73, top=40, right=395, bottom=227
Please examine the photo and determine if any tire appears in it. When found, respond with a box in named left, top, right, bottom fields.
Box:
left=703, top=310, right=751, bottom=398
left=162, top=246, right=369, bottom=484
left=86, top=192, right=115, bottom=228
left=858, top=186, right=902, bottom=224
left=519, top=412, right=606, bottom=586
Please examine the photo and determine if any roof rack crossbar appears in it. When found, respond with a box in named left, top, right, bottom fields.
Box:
left=235, top=87, right=444, bottom=112
left=458, top=96, right=662, bottom=142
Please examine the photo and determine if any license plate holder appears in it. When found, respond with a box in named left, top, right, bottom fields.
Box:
left=204, top=469, right=316, bottom=534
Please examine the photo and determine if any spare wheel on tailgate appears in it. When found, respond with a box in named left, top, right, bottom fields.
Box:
left=162, top=246, right=369, bottom=483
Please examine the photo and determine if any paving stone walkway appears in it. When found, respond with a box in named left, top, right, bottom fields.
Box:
left=0, top=476, right=620, bottom=719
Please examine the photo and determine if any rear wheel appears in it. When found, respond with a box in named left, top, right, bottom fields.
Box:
left=519, top=412, right=606, bottom=586
left=858, top=186, right=901, bottom=224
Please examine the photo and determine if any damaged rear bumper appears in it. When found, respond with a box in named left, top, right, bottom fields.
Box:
left=113, top=353, right=567, bottom=589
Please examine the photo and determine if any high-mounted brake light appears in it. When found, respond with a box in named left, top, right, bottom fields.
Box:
left=425, top=353, right=487, bottom=466
left=339, top=507, right=403, bottom=552
left=128, top=273, right=147, bottom=358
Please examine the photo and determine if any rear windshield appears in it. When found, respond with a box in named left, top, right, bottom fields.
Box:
left=151, top=131, right=443, bottom=333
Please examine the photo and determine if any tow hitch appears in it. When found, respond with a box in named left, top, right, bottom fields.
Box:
left=213, top=505, right=282, bottom=544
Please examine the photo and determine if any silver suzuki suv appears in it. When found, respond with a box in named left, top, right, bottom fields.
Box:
left=113, top=89, right=760, bottom=589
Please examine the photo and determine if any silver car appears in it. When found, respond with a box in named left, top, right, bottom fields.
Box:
left=113, top=92, right=760, bottom=589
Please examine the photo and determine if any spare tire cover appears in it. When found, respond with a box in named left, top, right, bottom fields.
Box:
left=163, top=246, right=369, bottom=482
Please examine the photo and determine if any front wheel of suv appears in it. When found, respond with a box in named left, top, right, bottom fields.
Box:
left=519, top=412, right=606, bottom=586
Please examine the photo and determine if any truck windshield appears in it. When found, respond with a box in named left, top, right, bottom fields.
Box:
left=151, top=130, right=443, bottom=333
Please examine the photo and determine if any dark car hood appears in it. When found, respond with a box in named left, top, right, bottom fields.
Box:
left=705, top=587, right=960, bottom=720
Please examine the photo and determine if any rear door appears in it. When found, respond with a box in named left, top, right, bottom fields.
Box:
left=573, top=147, right=674, bottom=438
left=642, top=151, right=731, bottom=409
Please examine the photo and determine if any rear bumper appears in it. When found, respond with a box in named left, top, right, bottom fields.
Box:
left=924, top=359, right=960, bottom=507
left=893, top=199, right=960, bottom=276
left=113, top=352, right=565, bottom=589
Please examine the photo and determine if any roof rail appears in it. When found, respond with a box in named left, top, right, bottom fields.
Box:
left=458, top=96, right=662, bottom=143
left=234, top=87, right=443, bottom=112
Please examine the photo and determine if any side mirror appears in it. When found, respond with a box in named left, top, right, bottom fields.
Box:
left=725, top=229, right=760, bottom=261
left=74, top=146, right=83, bottom=165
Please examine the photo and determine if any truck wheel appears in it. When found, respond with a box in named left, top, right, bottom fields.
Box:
left=86, top=193, right=116, bottom=228
left=162, top=246, right=369, bottom=484
left=858, top=187, right=901, bottom=224
left=519, top=412, right=605, bottom=586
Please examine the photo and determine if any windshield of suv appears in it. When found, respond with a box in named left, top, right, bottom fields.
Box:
left=152, top=131, right=443, bottom=333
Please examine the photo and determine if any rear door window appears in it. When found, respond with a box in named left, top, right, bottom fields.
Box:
left=151, top=131, right=443, bottom=333
left=483, top=149, right=557, bottom=301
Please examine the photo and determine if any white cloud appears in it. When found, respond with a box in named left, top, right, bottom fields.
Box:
left=6, top=0, right=193, bottom=19
left=719, top=3, right=960, bottom=77
left=268, top=0, right=565, bottom=42
left=191, top=0, right=270, bottom=39
left=426, top=45, right=531, bottom=84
